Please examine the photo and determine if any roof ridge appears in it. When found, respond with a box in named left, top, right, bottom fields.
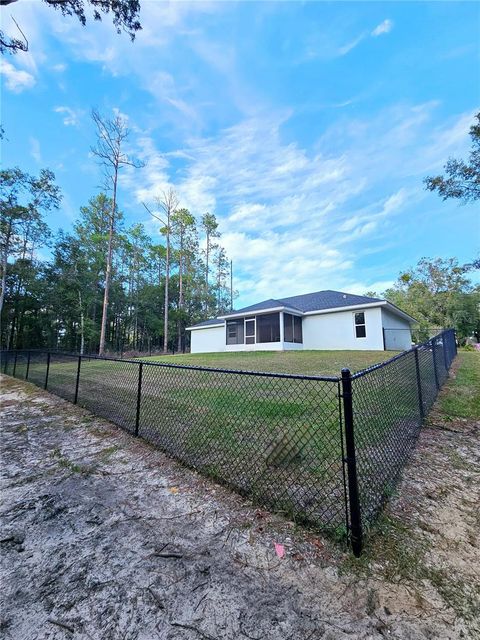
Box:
left=214, top=289, right=388, bottom=319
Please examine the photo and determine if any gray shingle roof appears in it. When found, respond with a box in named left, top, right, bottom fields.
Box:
left=231, top=290, right=382, bottom=315
left=187, top=318, right=223, bottom=329
left=225, top=298, right=287, bottom=314
left=277, top=290, right=382, bottom=313
left=188, top=290, right=386, bottom=329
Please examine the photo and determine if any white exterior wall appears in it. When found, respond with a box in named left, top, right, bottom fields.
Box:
left=224, top=341, right=303, bottom=352
left=190, top=305, right=411, bottom=353
left=381, top=308, right=412, bottom=351
left=190, top=325, right=225, bottom=353
left=282, top=341, right=304, bottom=350
left=226, top=342, right=282, bottom=352
left=302, top=307, right=384, bottom=350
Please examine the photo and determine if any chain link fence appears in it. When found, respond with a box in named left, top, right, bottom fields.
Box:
left=346, top=328, right=457, bottom=551
left=1, top=328, right=457, bottom=555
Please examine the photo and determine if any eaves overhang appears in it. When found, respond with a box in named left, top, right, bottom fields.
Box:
left=186, top=322, right=225, bottom=331
left=303, top=300, right=417, bottom=323
left=218, top=306, right=303, bottom=320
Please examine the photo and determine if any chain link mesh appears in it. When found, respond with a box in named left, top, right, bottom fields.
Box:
left=47, top=353, right=80, bottom=403
left=77, top=357, right=140, bottom=435
left=139, top=364, right=345, bottom=532
left=350, top=328, right=457, bottom=529
left=0, top=328, right=457, bottom=549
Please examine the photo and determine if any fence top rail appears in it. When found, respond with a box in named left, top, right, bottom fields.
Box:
left=351, top=328, right=454, bottom=380
left=0, top=349, right=339, bottom=382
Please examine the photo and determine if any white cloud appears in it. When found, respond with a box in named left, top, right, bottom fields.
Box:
left=0, top=59, right=35, bottom=93
left=336, top=18, right=394, bottom=57
left=177, top=115, right=351, bottom=206
left=10, top=0, right=245, bottom=133
left=54, top=105, right=83, bottom=126
left=127, top=108, right=434, bottom=304
left=147, top=71, right=201, bottom=125
left=346, top=280, right=395, bottom=296
left=29, top=137, right=41, bottom=163
left=221, top=229, right=354, bottom=303
left=371, top=19, right=393, bottom=37
left=412, top=109, right=477, bottom=174
left=52, top=63, right=67, bottom=73
left=157, top=104, right=475, bottom=305
left=338, top=34, right=366, bottom=56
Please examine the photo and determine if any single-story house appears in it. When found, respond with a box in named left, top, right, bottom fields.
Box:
left=186, top=290, right=415, bottom=353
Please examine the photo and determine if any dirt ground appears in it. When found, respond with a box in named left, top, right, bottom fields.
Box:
left=1, top=370, right=479, bottom=640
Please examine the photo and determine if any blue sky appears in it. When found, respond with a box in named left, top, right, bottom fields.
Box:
left=1, top=0, right=479, bottom=306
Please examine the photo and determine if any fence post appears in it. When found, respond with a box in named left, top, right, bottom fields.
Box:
left=341, top=368, right=363, bottom=557
left=12, top=351, right=18, bottom=377
left=431, top=337, right=440, bottom=390
left=442, top=332, right=448, bottom=372
left=74, top=355, right=82, bottom=404
left=135, top=362, right=143, bottom=437
left=25, top=351, right=31, bottom=381
left=414, top=347, right=424, bottom=423
left=44, top=352, right=51, bottom=390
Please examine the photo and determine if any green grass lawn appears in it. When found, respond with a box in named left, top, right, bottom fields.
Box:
left=438, top=351, right=480, bottom=420
left=348, top=350, right=480, bottom=623
left=6, top=346, right=467, bottom=539
left=5, top=351, right=355, bottom=532
left=141, top=349, right=397, bottom=376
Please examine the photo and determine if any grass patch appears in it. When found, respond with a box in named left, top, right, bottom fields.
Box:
left=343, top=351, right=480, bottom=621
left=99, top=445, right=120, bottom=461
left=439, top=352, right=480, bottom=420
left=50, top=447, right=93, bottom=474
left=343, top=513, right=479, bottom=621
left=343, top=513, right=429, bottom=581
left=141, top=349, right=395, bottom=376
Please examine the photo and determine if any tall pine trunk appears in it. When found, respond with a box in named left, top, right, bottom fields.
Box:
left=78, top=290, right=85, bottom=355
left=177, top=229, right=184, bottom=352
left=0, top=220, right=12, bottom=315
left=163, top=210, right=170, bottom=354
left=205, top=229, right=210, bottom=313
left=99, top=174, right=117, bottom=356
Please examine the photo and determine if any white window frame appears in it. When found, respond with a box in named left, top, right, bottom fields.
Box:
left=353, top=311, right=367, bottom=339
left=244, top=317, right=256, bottom=345
left=226, top=319, right=244, bottom=345
left=283, top=312, right=303, bottom=344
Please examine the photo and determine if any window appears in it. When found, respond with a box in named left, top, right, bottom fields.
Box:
left=245, top=317, right=255, bottom=345
left=294, top=315, right=302, bottom=343
left=284, top=313, right=293, bottom=342
left=284, top=313, right=303, bottom=343
left=257, top=313, right=280, bottom=343
left=226, top=319, right=244, bottom=345
left=354, top=312, right=366, bottom=338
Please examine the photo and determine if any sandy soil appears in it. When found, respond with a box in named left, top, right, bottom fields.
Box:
left=1, top=372, right=478, bottom=640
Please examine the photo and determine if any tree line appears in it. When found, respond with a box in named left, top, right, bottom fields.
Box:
left=0, top=183, right=234, bottom=354
left=1, top=111, right=235, bottom=354
left=366, top=256, right=480, bottom=344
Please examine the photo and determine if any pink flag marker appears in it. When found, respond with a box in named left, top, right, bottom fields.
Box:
left=274, top=543, right=285, bottom=558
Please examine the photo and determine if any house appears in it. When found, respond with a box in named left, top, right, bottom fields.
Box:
left=186, top=290, right=415, bottom=353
